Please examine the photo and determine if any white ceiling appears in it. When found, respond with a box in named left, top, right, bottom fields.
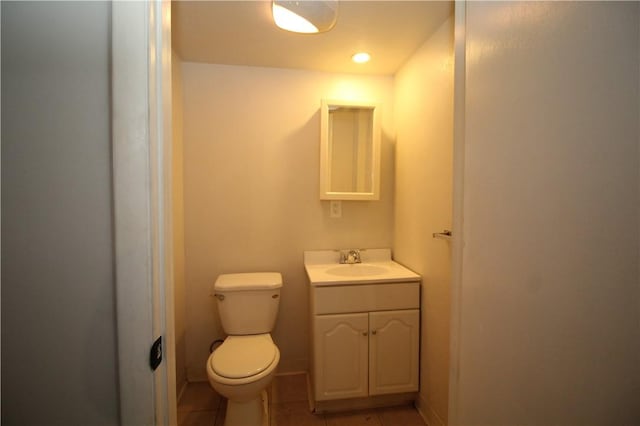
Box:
left=172, top=1, right=453, bottom=75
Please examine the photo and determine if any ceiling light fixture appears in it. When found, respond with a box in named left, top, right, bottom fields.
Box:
left=352, top=52, right=371, bottom=64
left=272, top=0, right=338, bottom=34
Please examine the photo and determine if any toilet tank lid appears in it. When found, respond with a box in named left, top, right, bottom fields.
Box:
left=214, top=272, right=283, bottom=291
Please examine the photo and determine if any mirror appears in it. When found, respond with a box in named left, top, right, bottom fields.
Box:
left=320, top=99, right=381, bottom=200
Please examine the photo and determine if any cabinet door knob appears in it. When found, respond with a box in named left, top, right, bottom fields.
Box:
left=362, top=332, right=368, bottom=336
left=371, top=330, right=377, bottom=335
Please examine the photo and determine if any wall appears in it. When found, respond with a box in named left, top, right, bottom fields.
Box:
left=172, top=49, right=188, bottom=397
left=394, top=16, right=454, bottom=426
left=1, top=2, right=120, bottom=425
left=181, top=63, right=395, bottom=380
left=453, top=2, right=640, bottom=424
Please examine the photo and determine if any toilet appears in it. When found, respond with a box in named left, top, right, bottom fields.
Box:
left=206, top=272, right=282, bottom=426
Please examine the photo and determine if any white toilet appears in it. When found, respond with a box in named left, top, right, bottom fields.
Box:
left=206, top=272, right=282, bottom=426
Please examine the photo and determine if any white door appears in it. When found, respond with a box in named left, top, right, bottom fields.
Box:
left=314, top=313, right=369, bottom=401
left=369, top=310, right=420, bottom=395
left=112, top=0, right=176, bottom=424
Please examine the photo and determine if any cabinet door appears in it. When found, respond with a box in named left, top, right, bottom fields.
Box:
left=369, top=309, right=419, bottom=395
left=313, top=313, right=369, bottom=401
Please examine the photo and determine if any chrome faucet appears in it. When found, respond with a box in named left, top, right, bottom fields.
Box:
left=339, top=249, right=362, bottom=264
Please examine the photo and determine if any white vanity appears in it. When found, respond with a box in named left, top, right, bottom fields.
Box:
left=304, top=249, right=421, bottom=412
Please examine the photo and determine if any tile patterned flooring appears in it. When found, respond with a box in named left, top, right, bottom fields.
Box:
left=177, top=374, right=427, bottom=426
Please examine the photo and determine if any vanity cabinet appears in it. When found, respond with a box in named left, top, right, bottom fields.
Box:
left=313, top=309, right=419, bottom=401
left=310, top=282, right=420, bottom=403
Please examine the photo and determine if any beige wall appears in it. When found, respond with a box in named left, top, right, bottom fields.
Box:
left=453, top=2, right=640, bottom=424
left=181, top=63, right=395, bottom=380
left=172, top=49, right=188, bottom=396
left=394, top=16, right=454, bottom=426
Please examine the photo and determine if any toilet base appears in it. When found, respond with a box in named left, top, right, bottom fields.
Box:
left=224, top=390, right=269, bottom=426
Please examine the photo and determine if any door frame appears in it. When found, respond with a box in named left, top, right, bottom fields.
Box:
left=111, top=0, right=177, bottom=424
left=448, top=1, right=467, bottom=424
left=111, top=1, right=468, bottom=424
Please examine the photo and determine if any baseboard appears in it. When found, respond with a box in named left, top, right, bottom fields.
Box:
left=187, top=362, right=309, bottom=383
left=275, top=370, right=308, bottom=376
left=275, top=357, right=308, bottom=374
left=415, top=394, right=445, bottom=426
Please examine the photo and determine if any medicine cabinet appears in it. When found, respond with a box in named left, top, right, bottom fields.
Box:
left=319, top=100, right=381, bottom=200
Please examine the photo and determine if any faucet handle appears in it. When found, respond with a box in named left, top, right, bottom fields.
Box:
left=339, top=248, right=362, bottom=264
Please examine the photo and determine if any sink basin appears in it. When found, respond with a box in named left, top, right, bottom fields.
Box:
left=304, top=248, right=421, bottom=286
left=325, top=264, right=389, bottom=277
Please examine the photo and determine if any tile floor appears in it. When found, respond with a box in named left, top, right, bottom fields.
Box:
left=177, top=374, right=427, bottom=426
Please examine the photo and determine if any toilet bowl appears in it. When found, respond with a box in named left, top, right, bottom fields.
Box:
left=206, top=272, right=283, bottom=426
left=207, top=334, right=280, bottom=426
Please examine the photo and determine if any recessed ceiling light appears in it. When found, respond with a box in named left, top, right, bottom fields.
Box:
left=352, top=52, right=371, bottom=64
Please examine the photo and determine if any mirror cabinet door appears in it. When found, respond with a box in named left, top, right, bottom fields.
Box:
left=320, top=100, right=381, bottom=200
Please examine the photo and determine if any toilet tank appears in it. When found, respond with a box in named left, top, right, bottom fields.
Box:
left=213, top=272, right=282, bottom=335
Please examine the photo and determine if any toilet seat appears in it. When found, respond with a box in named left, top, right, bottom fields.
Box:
left=211, top=334, right=277, bottom=380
